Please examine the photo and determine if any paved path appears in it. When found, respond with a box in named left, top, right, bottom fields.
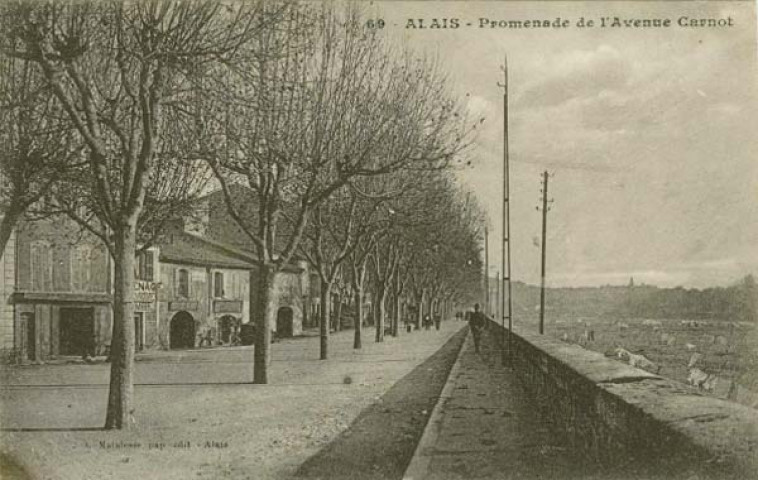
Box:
left=0, top=321, right=463, bottom=431
left=405, top=327, right=590, bottom=480
left=2, top=321, right=467, bottom=480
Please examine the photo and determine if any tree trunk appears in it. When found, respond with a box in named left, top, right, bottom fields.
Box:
left=416, top=299, right=423, bottom=329
left=353, top=287, right=363, bottom=349
left=392, top=293, right=401, bottom=337
left=320, top=280, right=331, bottom=360
left=0, top=207, right=21, bottom=262
left=104, top=224, right=137, bottom=430
left=375, top=288, right=386, bottom=342
left=334, top=291, right=343, bottom=332
left=391, top=275, right=401, bottom=337
left=253, top=264, right=277, bottom=384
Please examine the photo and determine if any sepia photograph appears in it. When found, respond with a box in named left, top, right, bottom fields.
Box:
left=0, top=0, right=756, bottom=479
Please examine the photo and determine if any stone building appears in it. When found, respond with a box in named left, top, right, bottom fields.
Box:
left=154, top=231, right=254, bottom=349
left=182, top=187, right=317, bottom=335
left=0, top=228, right=16, bottom=363
left=1, top=188, right=316, bottom=362
left=11, top=217, right=111, bottom=361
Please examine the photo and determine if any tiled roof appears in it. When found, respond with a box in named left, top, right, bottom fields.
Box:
left=158, top=231, right=304, bottom=273
left=159, top=231, right=256, bottom=269
left=202, top=187, right=301, bottom=259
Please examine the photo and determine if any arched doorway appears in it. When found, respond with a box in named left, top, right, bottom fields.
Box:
left=276, top=307, right=294, bottom=338
left=218, top=315, right=239, bottom=344
left=170, top=311, right=196, bottom=349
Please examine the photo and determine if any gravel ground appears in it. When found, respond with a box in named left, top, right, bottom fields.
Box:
left=0, top=321, right=465, bottom=480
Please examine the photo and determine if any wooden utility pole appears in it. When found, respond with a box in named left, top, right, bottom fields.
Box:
left=538, top=171, right=552, bottom=335
left=498, top=56, right=513, bottom=366
left=484, top=226, right=489, bottom=315
left=496, top=270, right=501, bottom=323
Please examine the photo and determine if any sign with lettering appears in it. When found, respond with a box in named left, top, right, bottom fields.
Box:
left=214, top=300, right=243, bottom=314
left=169, top=301, right=199, bottom=312
left=135, top=281, right=161, bottom=293
left=134, top=292, right=154, bottom=305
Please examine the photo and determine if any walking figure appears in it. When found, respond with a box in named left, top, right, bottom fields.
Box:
left=469, top=303, right=486, bottom=353
left=199, top=329, right=213, bottom=348
left=231, top=327, right=241, bottom=346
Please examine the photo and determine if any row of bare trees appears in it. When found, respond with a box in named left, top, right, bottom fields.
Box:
left=296, top=165, right=487, bottom=358
left=0, top=0, right=484, bottom=430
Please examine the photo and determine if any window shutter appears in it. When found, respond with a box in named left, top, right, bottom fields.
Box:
left=145, top=251, right=154, bottom=281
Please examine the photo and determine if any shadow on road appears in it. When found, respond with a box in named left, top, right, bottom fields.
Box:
left=295, top=327, right=468, bottom=480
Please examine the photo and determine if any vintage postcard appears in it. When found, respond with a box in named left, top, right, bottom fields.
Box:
left=0, top=1, right=756, bottom=479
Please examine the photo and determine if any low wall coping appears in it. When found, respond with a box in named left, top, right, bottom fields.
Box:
left=500, top=323, right=758, bottom=473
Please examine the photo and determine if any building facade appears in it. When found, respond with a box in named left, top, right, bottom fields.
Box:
left=2, top=199, right=316, bottom=362
left=12, top=217, right=112, bottom=362
left=0, top=228, right=16, bottom=363
left=181, top=187, right=316, bottom=335
left=156, top=231, right=254, bottom=349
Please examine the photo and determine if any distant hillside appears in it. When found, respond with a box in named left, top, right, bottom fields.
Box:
left=511, top=275, right=757, bottom=322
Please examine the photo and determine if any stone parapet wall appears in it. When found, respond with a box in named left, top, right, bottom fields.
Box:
left=486, top=319, right=758, bottom=478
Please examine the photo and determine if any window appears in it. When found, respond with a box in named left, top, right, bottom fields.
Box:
left=71, top=245, right=92, bottom=292
left=134, top=313, right=144, bottom=352
left=177, top=269, right=190, bottom=298
left=137, top=250, right=154, bottom=281
left=30, top=241, right=52, bottom=291
left=214, top=272, right=224, bottom=298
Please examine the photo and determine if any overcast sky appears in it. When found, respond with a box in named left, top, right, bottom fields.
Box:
left=370, top=0, right=757, bottom=288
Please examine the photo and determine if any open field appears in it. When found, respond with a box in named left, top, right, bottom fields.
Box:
left=517, top=314, right=758, bottom=406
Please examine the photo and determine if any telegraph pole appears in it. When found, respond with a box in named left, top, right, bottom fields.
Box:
left=498, top=56, right=513, bottom=366
left=538, top=171, right=552, bottom=335
left=484, top=226, right=489, bottom=315
left=496, top=270, right=501, bottom=322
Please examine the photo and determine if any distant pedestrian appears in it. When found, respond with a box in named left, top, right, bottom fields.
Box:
left=434, top=315, right=441, bottom=330
left=199, top=329, right=213, bottom=348
left=423, top=314, right=432, bottom=330
left=469, top=303, right=486, bottom=353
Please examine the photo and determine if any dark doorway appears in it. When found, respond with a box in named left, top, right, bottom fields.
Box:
left=20, top=313, right=35, bottom=361
left=59, top=308, right=95, bottom=356
left=134, top=313, right=144, bottom=352
left=170, top=311, right=195, bottom=349
left=218, top=315, right=239, bottom=344
left=276, top=307, right=294, bottom=338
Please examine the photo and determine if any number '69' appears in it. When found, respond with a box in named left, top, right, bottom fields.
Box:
left=366, top=19, right=385, bottom=29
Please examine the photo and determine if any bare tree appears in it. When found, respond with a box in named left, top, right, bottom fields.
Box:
left=370, top=232, right=404, bottom=342
left=298, top=189, right=357, bottom=359
left=2, top=0, right=267, bottom=429
left=298, top=171, right=410, bottom=357
left=347, top=222, right=377, bottom=350
left=205, top=3, right=470, bottom=381
left=340, top=173, right=412, bottom=349
left=380, top=171, right=486, bottom=329
left=0, top=51, right=80, bottom=258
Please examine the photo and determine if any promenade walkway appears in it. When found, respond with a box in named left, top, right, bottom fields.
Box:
left=404, top=327, right=591, bottom=480
left=1, top=322, right=465, bottom=480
